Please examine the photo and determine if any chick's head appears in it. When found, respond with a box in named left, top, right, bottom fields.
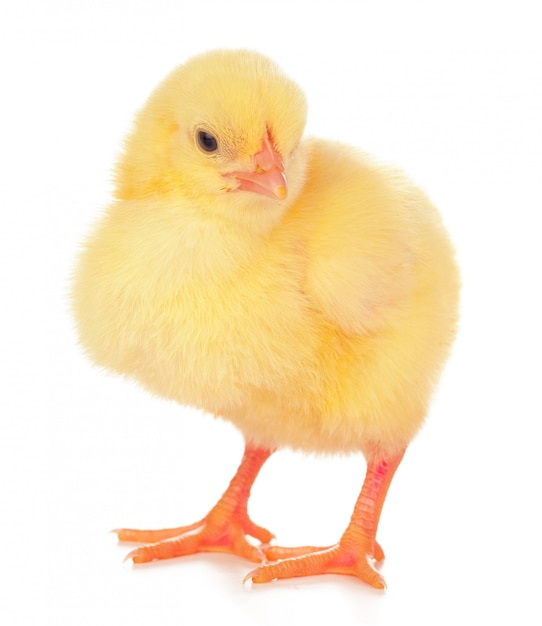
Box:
left=115, top=49, right=308, bottom=230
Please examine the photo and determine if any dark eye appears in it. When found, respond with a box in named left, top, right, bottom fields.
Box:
left=197, top=130, right=218, bottom=153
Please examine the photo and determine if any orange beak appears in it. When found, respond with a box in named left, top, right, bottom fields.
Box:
left=230, top=133, right=287, bottom=200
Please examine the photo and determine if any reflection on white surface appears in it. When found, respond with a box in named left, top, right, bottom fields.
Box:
left=2, top=1, right=541, bottom=624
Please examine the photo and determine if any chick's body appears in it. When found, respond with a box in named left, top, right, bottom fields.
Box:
left=77, top=140, right=456, bottom=456
left=73, top=50, right=459, bottom=587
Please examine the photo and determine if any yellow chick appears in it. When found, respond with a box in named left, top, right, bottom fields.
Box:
left=72, top=49, right=460, bottom=588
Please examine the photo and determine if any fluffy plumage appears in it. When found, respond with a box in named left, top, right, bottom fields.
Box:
left=72, top=49, right=459, bottom=588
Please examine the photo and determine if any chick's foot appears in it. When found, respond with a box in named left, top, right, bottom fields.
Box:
left=247, top=540, right=386, bottom=588
left=246, top=451, right=405, bottom=589
left=116, top=444, right=274, bottom=564
left=117, top=509, right=273, bottom=564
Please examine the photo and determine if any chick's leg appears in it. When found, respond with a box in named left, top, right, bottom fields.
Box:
left=116, top=443, right=274, bottom=564
left=247, top=449, right=405, bottom=589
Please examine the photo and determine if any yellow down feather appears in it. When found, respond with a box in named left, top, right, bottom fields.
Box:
left=72, top=49, right=460, bottom=461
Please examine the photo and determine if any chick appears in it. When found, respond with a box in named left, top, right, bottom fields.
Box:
left=72, top=49, right=460, bottom=588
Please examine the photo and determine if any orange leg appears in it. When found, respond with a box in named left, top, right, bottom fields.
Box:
left=246, top=449, right=406, bottom=589
left=116, top=444, right=274, bottom=564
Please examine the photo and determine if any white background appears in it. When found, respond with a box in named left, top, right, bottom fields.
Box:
left=2, top=1, right=541, bottom=624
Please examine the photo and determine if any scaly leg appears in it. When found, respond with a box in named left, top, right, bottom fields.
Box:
left=116, top=443, right=274, bottom=564
left=246, top=449, right=405, bottom=589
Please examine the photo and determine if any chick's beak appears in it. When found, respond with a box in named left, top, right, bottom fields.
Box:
left=230, top=134, right=287, bottom=200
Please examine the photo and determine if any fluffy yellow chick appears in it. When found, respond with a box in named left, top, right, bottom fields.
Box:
left=72, top=49, right=459, bottom=588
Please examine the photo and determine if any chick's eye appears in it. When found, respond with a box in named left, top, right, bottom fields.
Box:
left=197, top=130, right=218, bottom=153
